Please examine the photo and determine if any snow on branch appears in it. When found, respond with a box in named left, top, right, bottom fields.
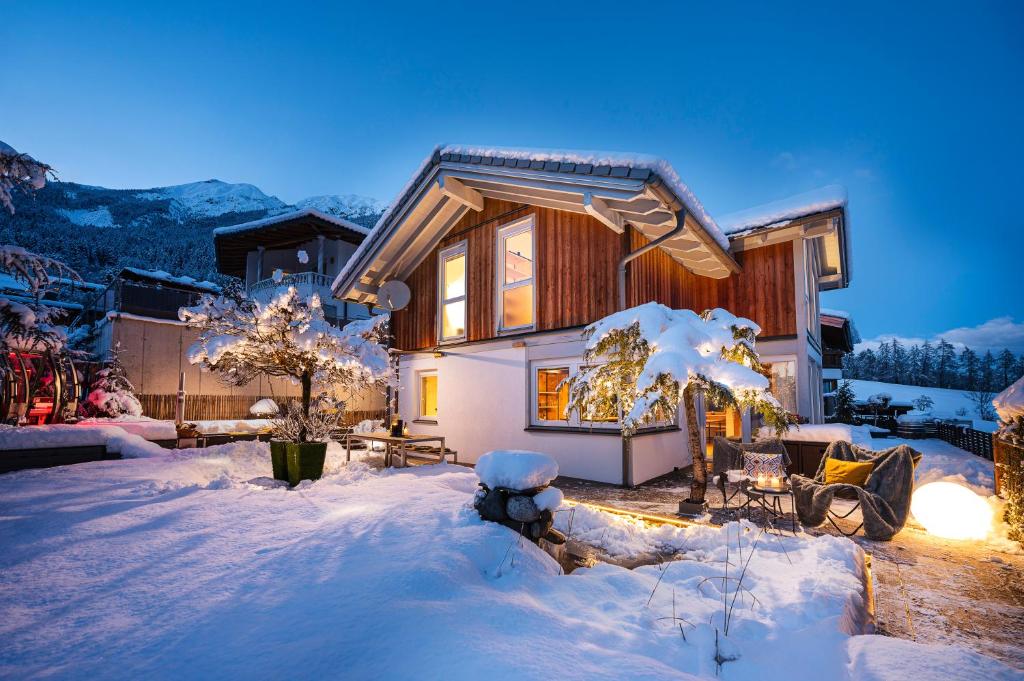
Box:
left=0, top=141, right=52, bottom=214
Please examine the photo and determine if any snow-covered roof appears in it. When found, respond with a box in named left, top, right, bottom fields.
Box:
left=820, top=307, right=849, bottom=319
left=120, top=267, right=221, bottom=294
left=333, top=144, right=741, bottom=304
left=212, top=208, right=370, bottom=238
left=993, top=375, right=1024, bottom=422
left=717, top=185, right=848, bottom=235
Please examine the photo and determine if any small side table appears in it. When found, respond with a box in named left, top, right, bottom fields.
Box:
left=744, top=481, right=797, bottom=535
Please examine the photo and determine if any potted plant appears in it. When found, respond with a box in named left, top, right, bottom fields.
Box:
left=269, top=405, right=302, bottom=482
left=277, top=398, right=339, bottom=485
left=180, top=286, right=392, bottom=482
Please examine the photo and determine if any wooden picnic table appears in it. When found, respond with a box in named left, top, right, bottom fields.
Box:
left=344, top=431, right=451, bottom=467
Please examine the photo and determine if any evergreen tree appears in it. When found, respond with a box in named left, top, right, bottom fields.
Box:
left=920, top=340, right=937, bottom=387
left=936, top=339, right=957, bottom=388
left=907, top=344, right=924, bottom=385
left=860, top=348, right=878, bottom=381
left=959, top=347, right=980, bottom=391
left=891, top=339, right=909, bottom=384
left=980, top=350, right=997, bottom=392
left=998, top=349, right=1018, bottom=388
left=1016, top=354, right=1024, bottom=383
left=85, top=342, right=142, bottom=417
left=875, top=341, right=895, bottom=383
left=841, top=351, right=858, bottom=378
left=833, top=380, right=857, bottom=423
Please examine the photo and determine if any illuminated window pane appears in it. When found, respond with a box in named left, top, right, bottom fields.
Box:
left=442, top=300, right=465, bottom=339
left=420, top=373, right=438, bottom=419
left=444, top=254, right=465, bottom=299
left=502, top=284, right=533, bottom=329
left=504, top=230, right=533, bottom=284
left=537, top=367, right=569, bottom=421
left=767, top=361, right=798, bottom=414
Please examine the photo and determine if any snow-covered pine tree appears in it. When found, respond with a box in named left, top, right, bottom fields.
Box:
left=920, top=340, right=937, bottom=387
left=980, top=350, right=997, bottom=392
left=936, top=339, right=957, bottom=388
left=833, top=380, right=857, bottom=424
left=564, top=303, right=791, bottom=502
left=875, top=341, right=894, bottom=384
left=180, top=287, right=392, bottom=441
left=859, top=348, right=878, bottom=381
left=0, top=141, right=52, bottom=214
left=960, top=347, right=980, bottom=391
left=998, top=349, right=1018, bottom=389
left=85, top=342, right=142, bottom=417
left=907, top=344, right=923, bottom=385
left=891, top=339, right=908, bottom=385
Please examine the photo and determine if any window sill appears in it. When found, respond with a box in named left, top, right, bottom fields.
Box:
left=524, top=425, right=680, bottom=437
left=413, top=419, right=438, bottom=425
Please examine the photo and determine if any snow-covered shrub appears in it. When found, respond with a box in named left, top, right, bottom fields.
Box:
left=84, top=343, right=143, bottom=417
left=966, top=390, right=997, bottom=421
left=181, top=287, right=391, bottom=441
left=913, top=394, right=935, bottom=413
left=564, top=302, right=791, bottom=502
left=250, top=398, right=279, bottom=417
left=1, top=245, right=79, bottom=355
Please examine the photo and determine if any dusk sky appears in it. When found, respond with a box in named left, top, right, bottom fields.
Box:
left=4, top=1, right=1022, bottom=350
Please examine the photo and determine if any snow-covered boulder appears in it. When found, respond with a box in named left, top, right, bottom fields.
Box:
left=475, top=450, right=558, bottom=491
left=249, top=398, right=279, bottom=417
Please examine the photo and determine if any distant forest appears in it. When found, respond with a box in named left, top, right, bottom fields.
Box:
left=842, top=338, right=1023, bottom=393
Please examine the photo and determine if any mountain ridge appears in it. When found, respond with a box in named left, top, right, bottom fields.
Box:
left=0, top=179, right=383, bottom=285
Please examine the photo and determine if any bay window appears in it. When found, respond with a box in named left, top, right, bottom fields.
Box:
left=438, top=241, right=467, bottom=342
left=497, top=217, right=535, bottom=332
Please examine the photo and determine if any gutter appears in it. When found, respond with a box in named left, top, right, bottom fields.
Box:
left=617, top=207, right=689, bottom=310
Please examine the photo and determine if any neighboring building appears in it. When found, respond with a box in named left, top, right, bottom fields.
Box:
left=820, top=308, right=859, bottom=415
left=212, top=208, right=374, bottom=323
left=78, top=208, right=388, bottom=422
left=332, top=146, right=852, bottom=485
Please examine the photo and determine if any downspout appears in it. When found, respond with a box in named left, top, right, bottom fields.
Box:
left=615, top=207, right=689, bottom=488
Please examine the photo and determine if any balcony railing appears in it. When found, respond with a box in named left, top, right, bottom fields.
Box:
left=248, top=272, right=333, bottom=297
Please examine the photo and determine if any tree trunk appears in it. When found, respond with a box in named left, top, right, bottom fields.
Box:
left=683, top=384, right=707, bottom=503
left=300, top=371, right=312, bottom=442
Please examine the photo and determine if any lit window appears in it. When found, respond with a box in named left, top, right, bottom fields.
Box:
left=497, top=218, right=534, bottom=331
left=766, top=360, right=798, bottom=414
left=438, top=242, right=467, bottom=341
left=536, top=367, right=569, bottom=422
left=419, top=371, right=438, bottom=420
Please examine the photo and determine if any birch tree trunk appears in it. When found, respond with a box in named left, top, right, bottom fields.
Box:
left=683, top=384, right=707, bottom=503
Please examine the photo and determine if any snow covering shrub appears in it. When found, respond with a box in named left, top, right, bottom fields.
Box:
left=84, top=343, right=143, bottom=417
left=249, top=398, right=279, bottom=417
left=913, top=394, right=935, bottom=413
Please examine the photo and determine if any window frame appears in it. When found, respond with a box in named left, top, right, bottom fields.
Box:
left=417, top=369, right=438, bottom=422
left=495, top=216, right=536, bottom=335
left=437, top=240, right=468, bottom=344
left=528, top=358, right=654, bottom=431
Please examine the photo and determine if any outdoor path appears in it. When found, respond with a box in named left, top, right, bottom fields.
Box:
left=555, top=447, right=1024, bottom=672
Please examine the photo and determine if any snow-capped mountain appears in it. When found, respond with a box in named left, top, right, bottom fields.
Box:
left=0, top=179, right=384, bottom=284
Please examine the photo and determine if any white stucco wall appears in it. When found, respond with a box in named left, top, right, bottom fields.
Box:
left=397, top=331, right=692, bottom=485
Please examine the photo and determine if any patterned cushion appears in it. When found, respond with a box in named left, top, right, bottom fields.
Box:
left=743, top=451, right=784, bottom=479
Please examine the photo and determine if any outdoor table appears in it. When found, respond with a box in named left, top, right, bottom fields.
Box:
left=743, top=481, right=797, bottom=535
left=344, top=431, right=449, bottom=468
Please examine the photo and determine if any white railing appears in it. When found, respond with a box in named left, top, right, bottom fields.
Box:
left=248, top=272, right=333, bottom=297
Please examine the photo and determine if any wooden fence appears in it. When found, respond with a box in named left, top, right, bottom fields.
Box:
left=935, top=421, right=994, bottom=461
left=993, top=436, right=1023, bottom=497
left=138, top=393, right=386, bottom=425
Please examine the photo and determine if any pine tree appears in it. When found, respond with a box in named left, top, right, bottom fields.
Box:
left=876, top=341, right=895, bottom=383
left=1015, top=355, right=1024, bottom=383
left=833, top=380, right=857, bottom=423
left=980, top=350, right=997, bottom=392
left=841, top=351, right=859, bottom=378
left=936, top=339, right=957, bottom=388
left=565, top=303, right=791, bottom=502
left=960, top=347, right=980, bottom=391
left=891, top=339, right=908, bottom=384
left=860, top=348, right=878, bottom=381
left=85, top=342, right=142, bottom=417
left=920, top=340, right=937, bottom=387
left=907, top=344, right=923, bottom=385
left=998, top=349, right=1018, bottom=388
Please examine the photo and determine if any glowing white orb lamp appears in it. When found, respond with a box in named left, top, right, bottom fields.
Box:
left=910, top=481, right=993, bottom=540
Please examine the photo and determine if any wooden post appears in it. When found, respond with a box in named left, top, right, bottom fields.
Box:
left=174, top=372, right=186, bottom=426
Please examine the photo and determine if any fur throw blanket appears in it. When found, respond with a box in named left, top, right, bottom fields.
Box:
left=790, top=441, right=922, bottom=541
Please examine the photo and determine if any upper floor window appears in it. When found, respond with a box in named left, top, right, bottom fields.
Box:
left=496, top=217, right=535, bottom=332
left=438, top=241, right=467, bottom=342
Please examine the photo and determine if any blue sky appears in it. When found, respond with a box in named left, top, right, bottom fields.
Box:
left=3, top=1, right=1022, bottom=350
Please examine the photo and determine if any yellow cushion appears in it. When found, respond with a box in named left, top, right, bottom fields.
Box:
left=823, top=458, right=874, bottom=487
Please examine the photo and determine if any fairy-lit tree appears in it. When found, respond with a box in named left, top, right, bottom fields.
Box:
left=84, top=342, right=142, bottom=417
left=565, top=302, right=791, bottom=502
left=180, top=287, right=392, bottom=440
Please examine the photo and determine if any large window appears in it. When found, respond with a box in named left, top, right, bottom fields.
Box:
left=418, top=371, right=438, bottom=421
left=497, top=217, right=535, bottom=332
left=530, top=360, right=640, bottom=429
left=766, top=359, right=798, bottom=415
left=438, top=242, right=467, bottom=342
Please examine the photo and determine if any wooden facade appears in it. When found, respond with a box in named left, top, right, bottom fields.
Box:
left=391, top=197, right=797, bottom=351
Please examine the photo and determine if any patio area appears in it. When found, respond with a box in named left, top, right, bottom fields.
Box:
left=556, top=437, right=1024, bottom=671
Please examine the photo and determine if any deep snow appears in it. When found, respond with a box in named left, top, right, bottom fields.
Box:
left=1, top=443, right=1018, bottom=680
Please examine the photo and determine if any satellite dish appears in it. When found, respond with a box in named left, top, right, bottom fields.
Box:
left=377, top=280, right=411, bottom=311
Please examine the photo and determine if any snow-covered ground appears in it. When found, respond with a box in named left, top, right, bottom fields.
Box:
left=847, top=379, right=999, bottom=431
left=1, top=443, right=1018, bottom=679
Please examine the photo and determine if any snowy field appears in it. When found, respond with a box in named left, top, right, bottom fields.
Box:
left=847, top=379, right=999, bottom=431
left=1, top=443, right=1018, bottom=680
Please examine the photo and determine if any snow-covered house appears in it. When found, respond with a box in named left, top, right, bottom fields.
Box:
left=213, top=209, right=374, bottom=323
left=332, top=146, right=852, bottom=484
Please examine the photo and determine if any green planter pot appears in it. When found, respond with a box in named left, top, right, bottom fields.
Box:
left=286, top=442, right=328, bottom=486
left=270, top=440, right=289, bottom=482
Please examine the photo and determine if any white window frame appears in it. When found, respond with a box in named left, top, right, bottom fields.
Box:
left=528, top=358, right=620, bottom=430
left=495, top=216, right=536, bottom=334
left=417, top=369, right=438, bottom=422
left=437, top=240, right=468, bottom=343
